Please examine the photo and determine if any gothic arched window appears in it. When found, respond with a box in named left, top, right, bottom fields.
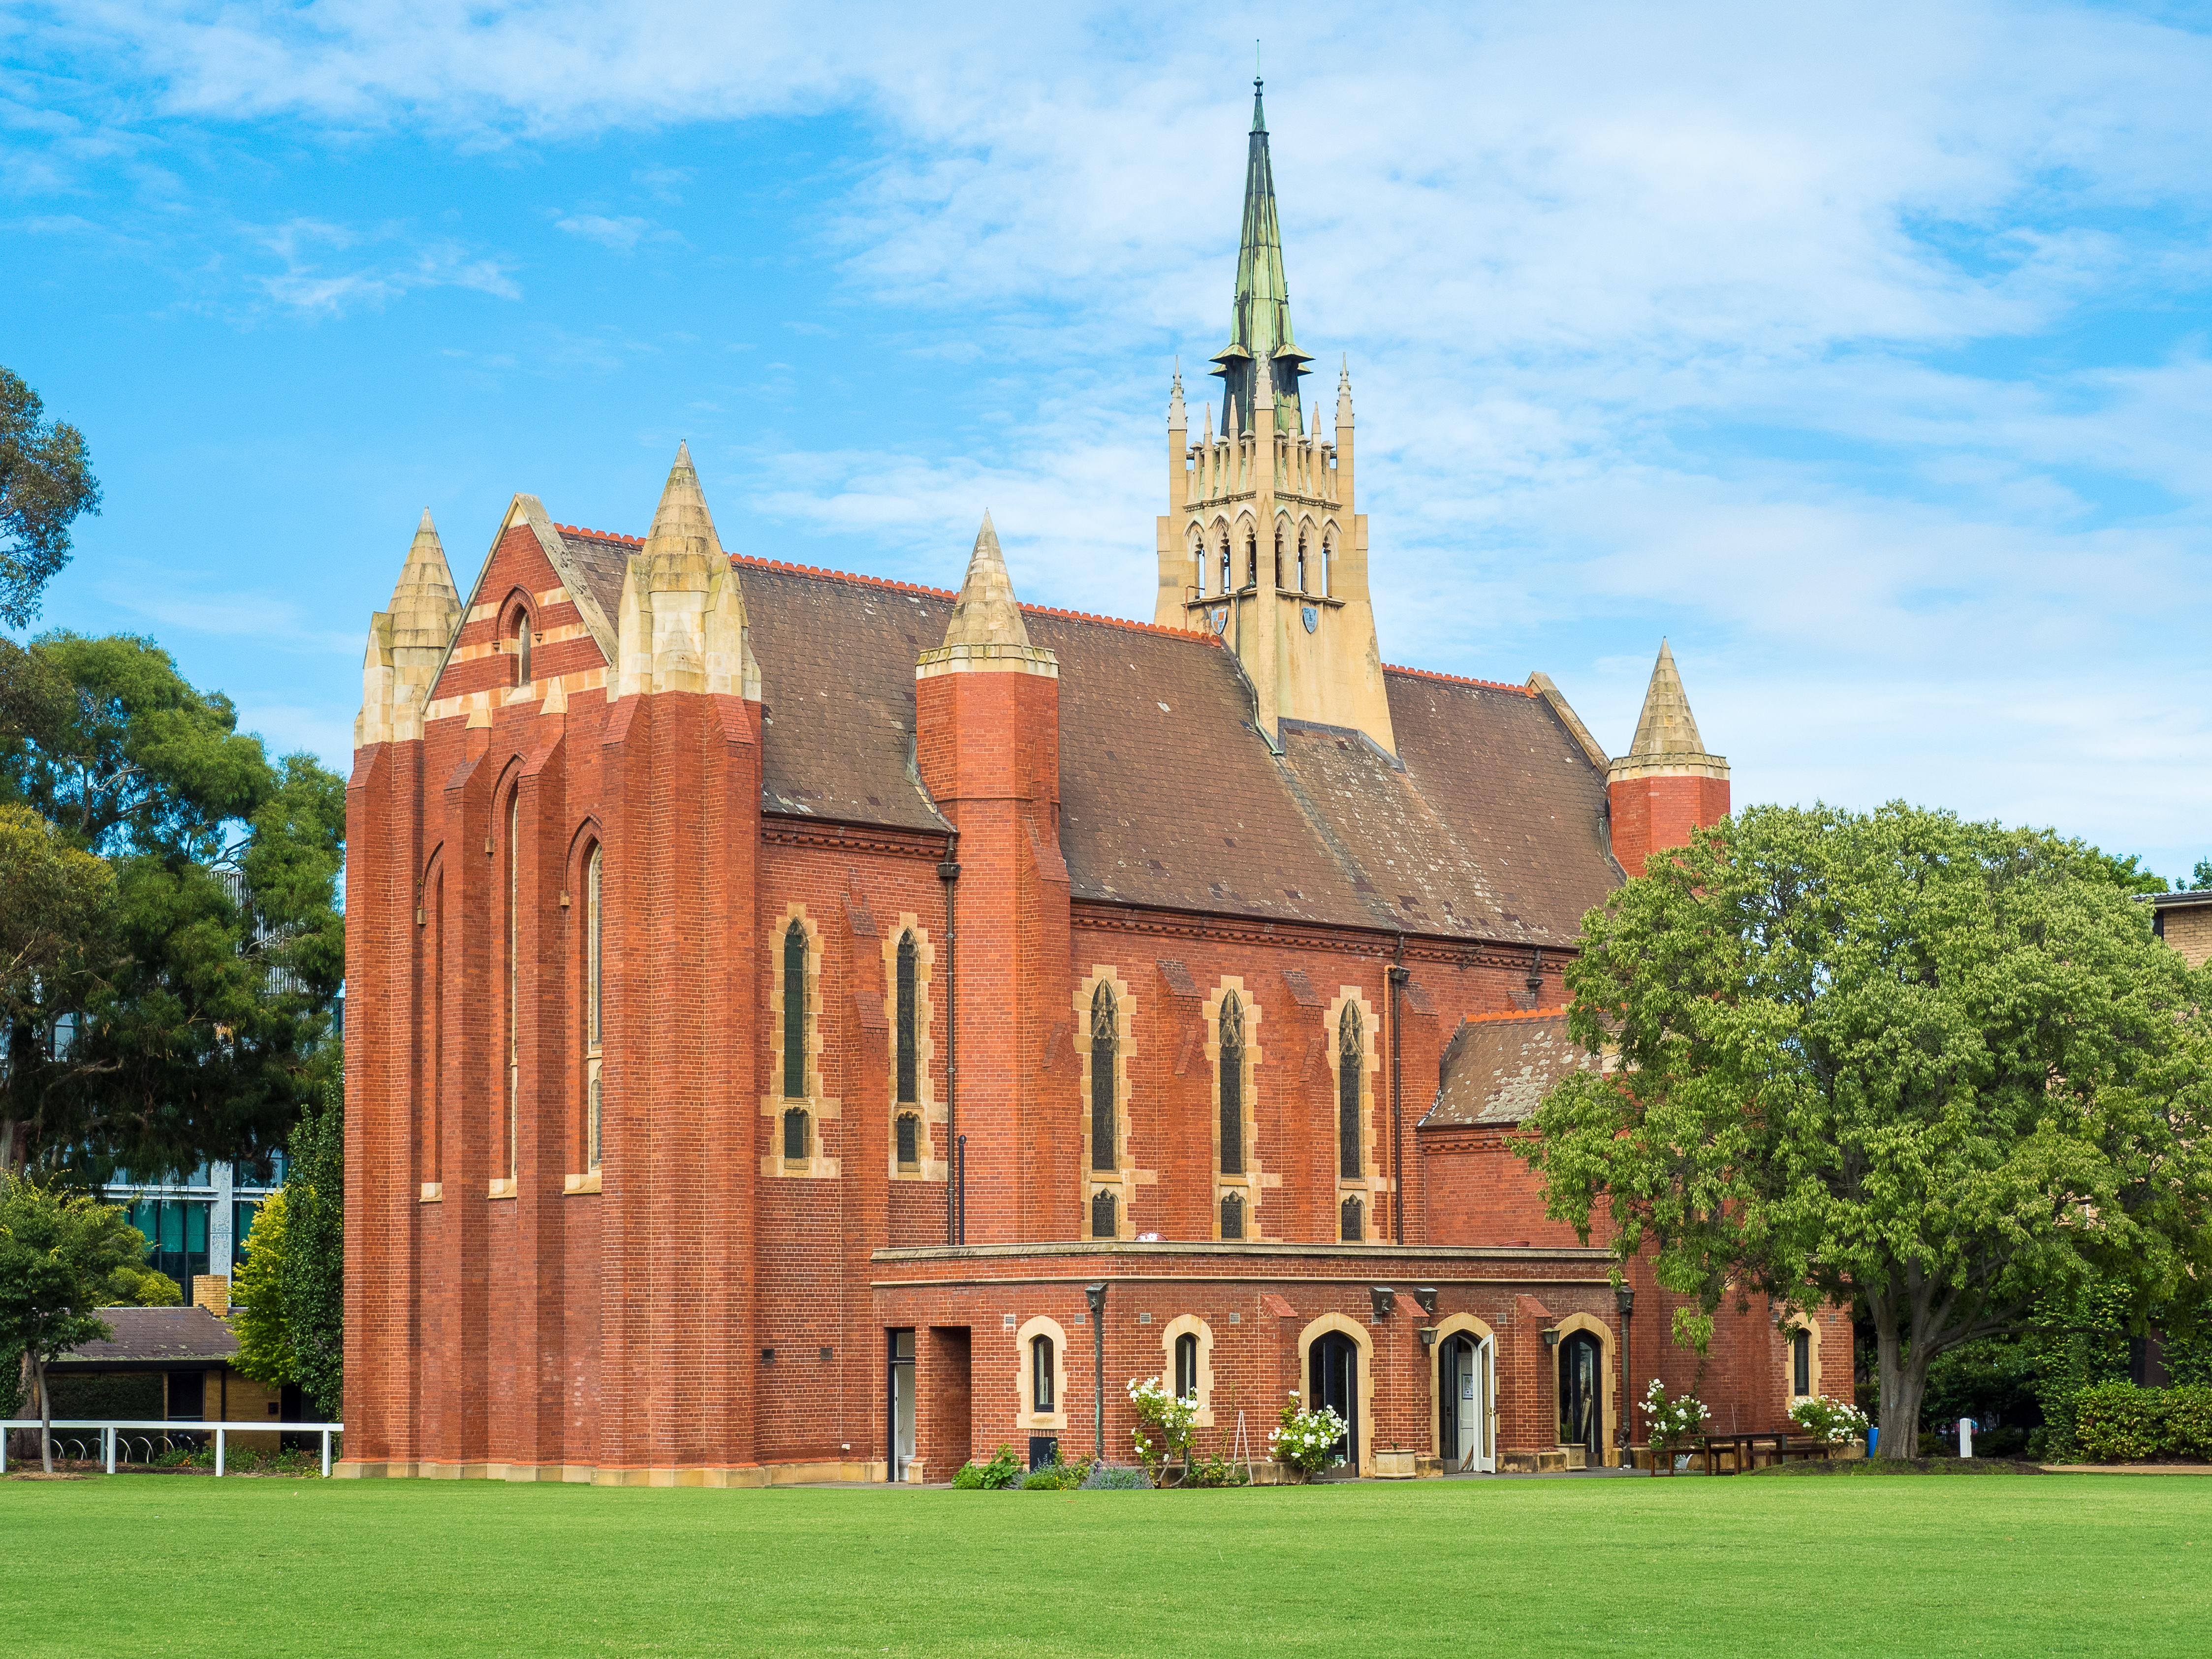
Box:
left=1091, top=1187, right=1117, bottom=1240
left=503, top=789, right=520, bottom=1184
left=1338, top=1003, right=1363, bottom=1180
left=895, top=931, right=918, bottom=1105
left=1219, top=533, right=1232, bottom=595
left=895, top=1112, right=920, bottom=1169
left=508, top=603, right=532, bottom=687
left=783, top=1106, right=808, bottom=1162
left=1218, top=993, right=1244, bottom=1176
left=1296, top=531, right=1307, bottom=595
left=1090, top=981, right=1117, bottom=1172
left=1273, top=528, right=1285, bottom=591
left=782, top=921, right=808, bottom=1100
left=584, top=842, right=602, bottom=1171
left=1175, top=1331, right=1200, bottom=1398
left=1341, top=1194, right=1364, bottom=1242
left=1320, top=535, right=1332, bottom=597
left=1220, top=1191, right=1245, bottom=1240
left=1245, top=532, right=1257, bottom=588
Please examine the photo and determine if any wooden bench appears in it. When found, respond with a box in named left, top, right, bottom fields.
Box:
left=1701, top=1433, right=1834, bottom=1474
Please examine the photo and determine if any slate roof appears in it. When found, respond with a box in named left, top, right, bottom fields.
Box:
left=1419, top=1011, right=1607, bottom=1129
left=52, top=1306, right=238, bottom=1367
left=551, top=536, right=1619, bottom=948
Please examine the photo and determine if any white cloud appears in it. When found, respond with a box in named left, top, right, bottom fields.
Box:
left=16, top=1, right=2212, bottom=869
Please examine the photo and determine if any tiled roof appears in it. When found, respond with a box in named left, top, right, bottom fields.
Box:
left=53, top=1306, right=238, bottom=1366
left=1418, top=1010, right=1605, bottom=1128
left=548, top=536, right=1619, bottom=947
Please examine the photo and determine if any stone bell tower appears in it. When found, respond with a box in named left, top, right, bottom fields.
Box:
left=1153, top=79, right=1394, bottom=755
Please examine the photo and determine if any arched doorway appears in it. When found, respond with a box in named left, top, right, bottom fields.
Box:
left=1309, top=1331, right=1359, bottom=1470
left=1558, top=1331, right=1605, bottom=1461
left=1438, top=1332, right=1495, bottom=1472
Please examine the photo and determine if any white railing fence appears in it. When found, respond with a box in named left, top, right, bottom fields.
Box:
left=1, top=1419, right=344, bottom=1478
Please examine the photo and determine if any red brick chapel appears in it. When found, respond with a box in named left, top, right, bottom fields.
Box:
left=341, top=84, right=1845, bottom=1483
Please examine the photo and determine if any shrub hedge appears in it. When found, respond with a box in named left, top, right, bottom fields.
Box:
left=2071, top=1383, right=2212, bottom=1463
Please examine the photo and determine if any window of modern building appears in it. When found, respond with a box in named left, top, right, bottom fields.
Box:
left=127, top=1198, right=210, bottom=1287
left=1792, top=1327, right=1811, bottom=1397
left=1090, top=981, right=1117, bottom=1172
left=782, top=920, right=808, bottom=1100
left=1091, top=1188, right=1117, bottom=1240
left=1338, top=1003, right=1363, bottom=1180
left=1218, top=992, right=1244, bottom=1175
left=1032, top=1334, right=1056, bottom=1413
left=783, top=1106, right=809, bottom=1164
left=1340, top=1194, right=1364, bottom=1242
left=231, top=1200, right=262, bottom=1269
left=1220, top=1191, right=1244, bottom=1240
left=584, top=843, right=602, bottom=1171
left=1174, top=1332, right=1200, bottom=1401
left=895, top=931, right=919, bottom=1105
left=895, top=1112, right=920, bottom=1170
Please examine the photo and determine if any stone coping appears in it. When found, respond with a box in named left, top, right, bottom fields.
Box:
left=872, top=1240, right=1612, bottom=1264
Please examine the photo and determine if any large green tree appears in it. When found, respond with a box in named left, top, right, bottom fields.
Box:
left=0, top=367, right=101, bottom=629
left=0, top=633, right=345, bottom=1177
left=1522, top=802, right=2212, bottom=1450
left=0, top=1175, right=148, bottom=1471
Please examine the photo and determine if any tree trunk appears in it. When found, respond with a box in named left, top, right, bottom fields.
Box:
left=1869, top=1285, right=1935, bottom=1457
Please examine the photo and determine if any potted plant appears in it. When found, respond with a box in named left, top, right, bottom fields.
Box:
left=1642, top=1379, right=1710, bottom=1474
left=1268, top=1390, right=1351, bottom=1483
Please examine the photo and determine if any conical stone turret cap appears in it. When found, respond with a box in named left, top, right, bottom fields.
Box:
left=916, top=513, right=1057, bottom=680
left=1609, top=639, right=1728, bottom=782
left=640, top=441, right=724, bottom=564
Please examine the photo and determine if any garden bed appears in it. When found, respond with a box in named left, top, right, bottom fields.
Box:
left=1751, top=1457, right=2046, bottom=1475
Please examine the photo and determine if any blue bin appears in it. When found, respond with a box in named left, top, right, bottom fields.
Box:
left=1867, top=1427, right=1879, bottom=1455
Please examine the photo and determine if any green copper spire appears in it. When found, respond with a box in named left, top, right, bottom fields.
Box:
left=1212, top=77, right=1309, bottom=432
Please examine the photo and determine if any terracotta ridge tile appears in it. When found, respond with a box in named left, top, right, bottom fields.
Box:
left=1384, top=662, right=1535, bottom=696
left=1459, top=1006, right=1570, bottom=1023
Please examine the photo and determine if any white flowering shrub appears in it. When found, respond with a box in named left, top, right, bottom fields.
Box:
left=1270, top=1390, right=1351, bottom=1476
left=1788, top=1395, right=1870, bottom=1444
left=1127, top=1375, right=1199, bottom=1476
left=1642, top=1379, right=1712, bottom=1450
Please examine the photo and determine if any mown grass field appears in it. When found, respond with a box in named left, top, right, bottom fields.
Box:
left=5, top=1471, right=2208, bottom=1656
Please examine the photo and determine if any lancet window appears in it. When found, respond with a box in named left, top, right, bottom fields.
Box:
left=1338, top=1003, right=1363, bottom=1180
left=1090, top=982, right=1118, bottom=1173
left=896, top=932, right=919, bottom=1106
left=583, top=843, right=602, bottom=1171
left=1218, top=992, right=1245, bottom=1176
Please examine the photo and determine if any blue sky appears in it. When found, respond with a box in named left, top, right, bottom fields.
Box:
left=6, top=1, right=2212, bottom=877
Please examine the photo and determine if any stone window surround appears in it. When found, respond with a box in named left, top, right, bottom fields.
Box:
left=1324, top=987, right=1388, bottom=1221
left=1783, top=1310, right=1825, bottom=1404
left=1204, top=976, right=1273, bottom=1241
left=1015, top=1314, right=1070, bottom=1432
left=761, top=904, right=839, bottom=1179
left=489, top=774, right=524, bottom=1200
left=563, top=826, right=606, bottom=1197
left=1160, top=1314, right=1216, bottom=1428
left=1074, top=965, right=1142, bottom=1239
left=416, top=850, right=445, bottom=1203
left=882, top=917, right=946, bottom=1183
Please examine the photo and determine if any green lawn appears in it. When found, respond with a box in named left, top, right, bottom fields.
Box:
left=5, top=1473, right=2209, bottom=1656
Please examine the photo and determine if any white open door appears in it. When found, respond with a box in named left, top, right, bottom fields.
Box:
left=1475, top=1335, right=1497, bottom=1472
